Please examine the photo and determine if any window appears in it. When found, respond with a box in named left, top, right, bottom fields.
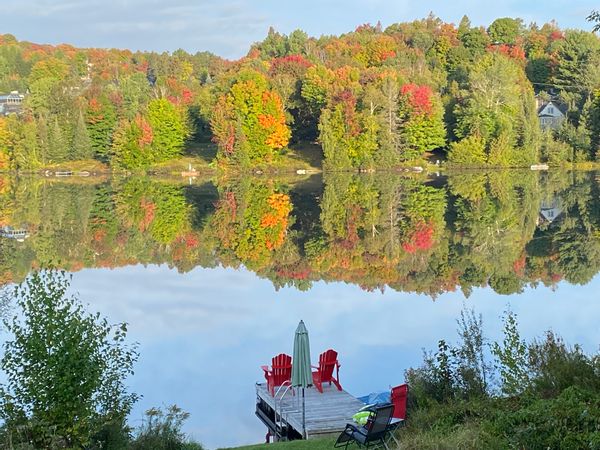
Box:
left=548, top=106, right=554, bottom=114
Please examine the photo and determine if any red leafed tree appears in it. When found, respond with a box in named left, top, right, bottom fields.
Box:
left=135, top=115, right=153, bottom=147
left=402, top=221, right=435, bottom=253
left=269, top=54, right=312, bottom=77
left=400, top=84, right=433, bottom=116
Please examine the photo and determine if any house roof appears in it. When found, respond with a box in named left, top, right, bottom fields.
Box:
left=537, top=100, right=567, bottom=116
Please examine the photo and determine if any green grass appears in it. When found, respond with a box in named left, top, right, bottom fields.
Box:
left=149, top=142, right=323, bottom=176
left=41, top=159, right=110, bottom=173
left=219, top=437, right=335, bottom=450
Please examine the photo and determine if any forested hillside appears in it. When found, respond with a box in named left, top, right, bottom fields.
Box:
left=1, top=15, right=600, bottom=171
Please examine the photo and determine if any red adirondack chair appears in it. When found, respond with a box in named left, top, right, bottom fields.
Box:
left=312, top=349, right=342, bottom=393
left=386, top=383, right=409, bottom=448
left=261, top=353, right=292, bottom=396
left=390, top=384, right=408, bottom=420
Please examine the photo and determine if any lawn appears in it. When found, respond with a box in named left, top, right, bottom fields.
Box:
left=219, top=438, right=335, bottom=450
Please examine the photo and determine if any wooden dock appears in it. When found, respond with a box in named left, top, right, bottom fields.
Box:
left=255, top=382, right=365, bottom=440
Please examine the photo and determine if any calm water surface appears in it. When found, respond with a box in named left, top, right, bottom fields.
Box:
left=1, top=171, right=599, bottom=448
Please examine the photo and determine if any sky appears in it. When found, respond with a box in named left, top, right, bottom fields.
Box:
left=53, top=264, right=600, bottom=449
left=0, top=0, right=597, bottom=59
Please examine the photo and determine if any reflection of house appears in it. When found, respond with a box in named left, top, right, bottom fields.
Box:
left=0, top=91, right=25, bottom=116
left=0, top=226, right=30, bottom=242
left=537, top=99, right=566, bottom=130
left=539, top=197, right=563, bottom=224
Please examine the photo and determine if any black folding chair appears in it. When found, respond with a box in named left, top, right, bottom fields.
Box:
left=334, top=403, right=395, bottom=449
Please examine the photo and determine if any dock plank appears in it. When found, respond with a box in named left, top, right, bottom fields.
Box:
left=256, top=382, right=364, bottom=439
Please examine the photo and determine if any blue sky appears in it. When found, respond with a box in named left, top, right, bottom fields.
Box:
left=63, top=264, right=600, bottom=449
left=0, top=0, right=597, bottom=59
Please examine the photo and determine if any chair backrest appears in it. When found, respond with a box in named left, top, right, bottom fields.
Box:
left=390, top=384, right=408, bottom=420
left=317, top=349, right=338, bottom=381
left=364, top=403, right=394, bottom=440
left=271, top=353, right=292, bottom=386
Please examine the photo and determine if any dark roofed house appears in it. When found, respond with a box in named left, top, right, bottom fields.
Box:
left=537, top=98, right=566, bottom=130
left=539, top=197, right=563, bottom=225
left=0, top=91, right=25, bottom=116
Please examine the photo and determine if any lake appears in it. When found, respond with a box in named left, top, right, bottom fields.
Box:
left=1, top=170, right=600, bottom=449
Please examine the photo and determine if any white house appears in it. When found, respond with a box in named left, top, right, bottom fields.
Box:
left=537, top=100, right=565, bottom=130
left=0, top=91, right=25, bottom=116
left=539, top=197, right=563, bottom=224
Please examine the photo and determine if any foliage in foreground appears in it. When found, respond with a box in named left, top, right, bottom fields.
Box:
left=130, top=405, right=204, bottom=450
left=0, top=270, right=139, bottom=449
left=0, top=271, right=204, bottom=449
left=401, top=308, right=600, bottom=450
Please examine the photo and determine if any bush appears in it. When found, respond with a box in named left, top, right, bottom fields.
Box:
left=491, top=386, right=600, bottom=450
left=541, top=132, right=572, bottom=165
left=527, top=331, right=600, bottom=398
left=447, top=136, right=487, bottom=165
left=131, top=405, right=204, bottom=450
left=402, top=307, right=600, bottom=449
left=0, top=270, right=138, bottom=449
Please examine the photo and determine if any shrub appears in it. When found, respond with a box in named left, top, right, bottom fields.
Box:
left=403, top=307, right=600, bottom=449
left=527, top=331, right=600, bottom=398
left=447, top=136, right=487, bottom=165
left=491, top=386, right=600, bottom=450
left=541, top=132, right=572, bottom=164
left=131, top=405, right=204, bottom=450
left=0, top=270, right=138, bottom=449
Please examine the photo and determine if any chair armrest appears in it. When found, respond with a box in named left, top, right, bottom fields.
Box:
left=345, top=423, right=367, bottom=437
left=343, top=423, right=359, bottom=433
left=311, top=365, right=319, bottom=369
left=261, top=365, right=271, bottom=374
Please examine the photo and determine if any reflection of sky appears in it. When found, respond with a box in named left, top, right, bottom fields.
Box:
left=65, top=265, right=600, bottom=449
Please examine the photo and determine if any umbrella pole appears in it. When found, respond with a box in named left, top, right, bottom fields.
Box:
left=302, top=388, right=306, bottom=439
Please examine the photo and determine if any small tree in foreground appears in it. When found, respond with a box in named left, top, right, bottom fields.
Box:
left=0, top=270, right=139, bottom=449
left=131, top=405, right=204, bottom=450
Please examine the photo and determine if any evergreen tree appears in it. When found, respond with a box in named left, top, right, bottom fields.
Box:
left=48, top=118, right=68, bottom=163
left=72, top=111, right=93, bottom=160
left=458, top=15, right=472, bottom=38
left=86, top=96, right=117, bottom=162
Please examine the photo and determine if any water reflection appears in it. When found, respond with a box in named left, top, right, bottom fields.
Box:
left=69, top=265, right=600, bottom=449
left=1, top=171, right=600, bottom=448
left=0, top=171, right=599, bottom=294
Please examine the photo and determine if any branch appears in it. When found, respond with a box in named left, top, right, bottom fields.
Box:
left=587, top=10, right=600, bottom=33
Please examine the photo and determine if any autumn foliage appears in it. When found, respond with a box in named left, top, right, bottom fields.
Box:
left=261, top=193, right=292, bottom=250
left=402, top=221, right=435, bottom=253
left=400, top=84, right=434, bottom=116
left=211, top=71, right=291, bottom=166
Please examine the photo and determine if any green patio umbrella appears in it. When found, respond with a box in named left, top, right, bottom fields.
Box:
left=291, top=320, right=312, bottom=438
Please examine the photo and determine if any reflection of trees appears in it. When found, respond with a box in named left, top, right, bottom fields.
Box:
left=448, top=171, right=540, bottom=295
left=543, top=172, right=600, bottom=285
left=204, top=178, right=293, bottom=271
left=309, top=173, right=448, bottom=292
left=0, top=171, right=599, bottom=296
left=116, top=179, right=191, bottom=245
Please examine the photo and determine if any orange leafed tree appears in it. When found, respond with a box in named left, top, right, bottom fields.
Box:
left=211, top=70, right=290, bottom=166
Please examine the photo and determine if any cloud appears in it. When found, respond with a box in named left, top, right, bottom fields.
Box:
left=0, top=0, right=267, bottom=58
left=1, top=0, right=596, bottom=59
left=67, top=265, right=600, bottom=448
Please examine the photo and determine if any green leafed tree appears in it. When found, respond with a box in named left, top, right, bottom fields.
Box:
left=0, top=270, right=139, bottom=448
left=398, top=84, right=446, bottom=160
left=146, top=98, right=188, bottom=161
left=452, top=53, right=540, bottom=165
left=488, top=17, right=523, bottom=45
